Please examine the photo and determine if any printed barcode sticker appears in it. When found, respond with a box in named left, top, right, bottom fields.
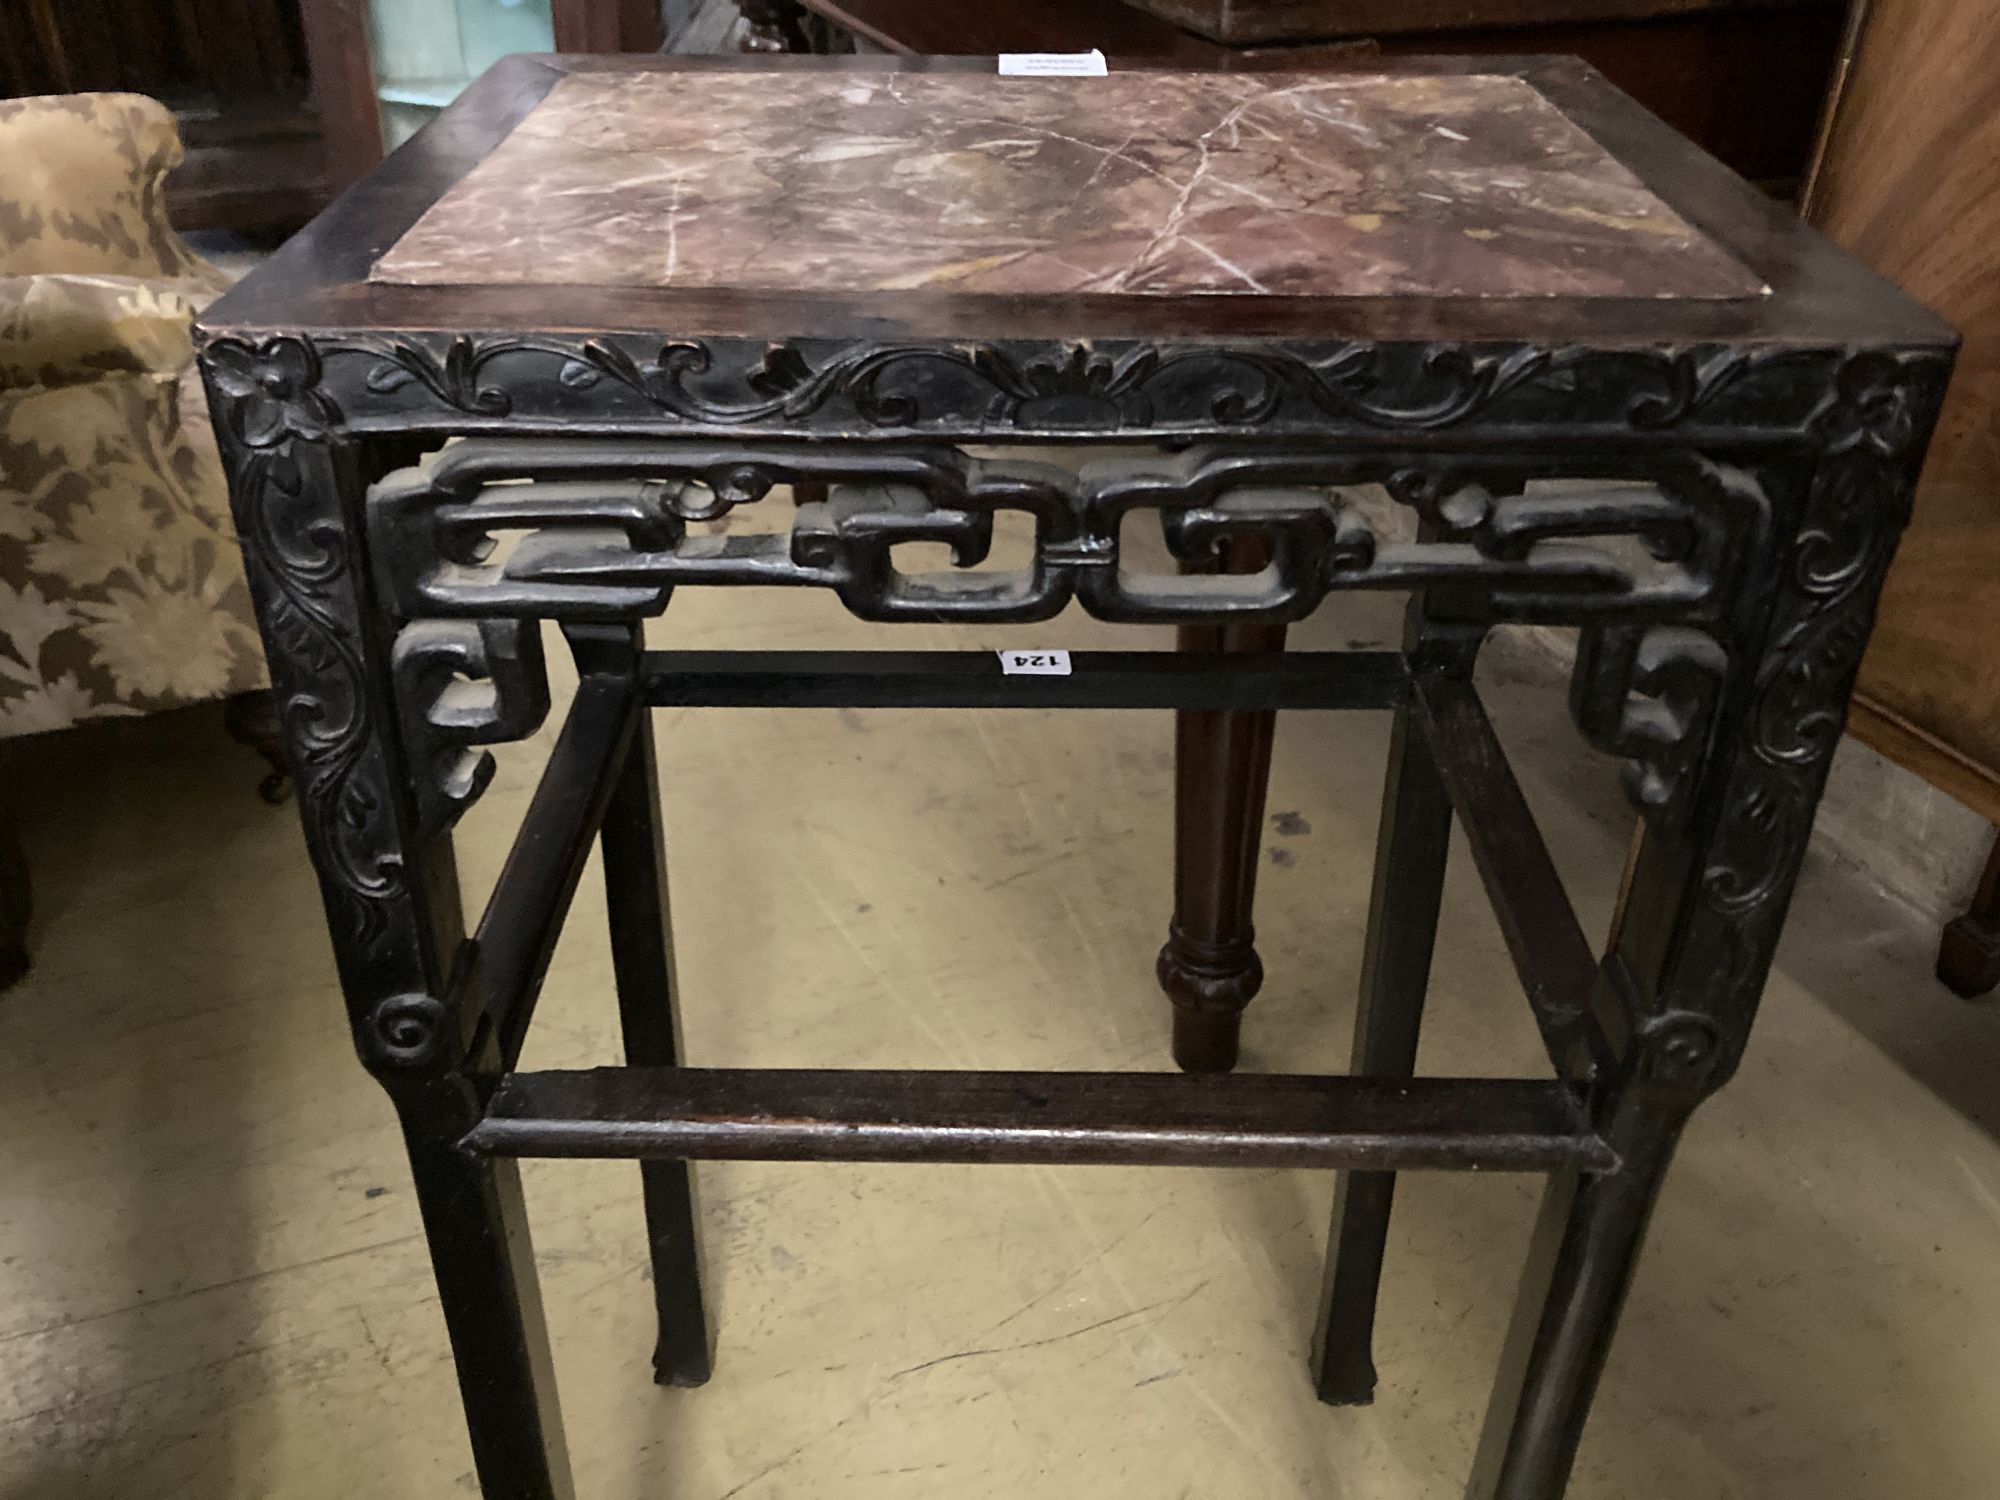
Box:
left=998, top=649, right=1073, bottom=676
left=998, top=50, right=1108, bottom=77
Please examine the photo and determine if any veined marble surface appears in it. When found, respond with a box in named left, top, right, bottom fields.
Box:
left=372, top=69, right=1763, bottom=300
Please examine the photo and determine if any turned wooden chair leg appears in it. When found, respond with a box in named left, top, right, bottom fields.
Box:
left=1938, top=826, right=2000, bottom=998
left=224, top=689, right=293, bottom=804
left=0, top=811, right=29, bottom=992
left=1159, top=535, right=1286, bottom=1074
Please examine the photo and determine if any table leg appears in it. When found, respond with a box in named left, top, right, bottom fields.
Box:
left=210, top=423, right=575, bottom=1499
left=398, top=1089, right=577, bottom=1500
left=1464, top=1102, right=1682, bottom=1500
left=600, top=660, right=714, bottom=1388
left=1158, top=534, right=1287, bottom=1073
left=1310, top=665, right=1453, bottom=1403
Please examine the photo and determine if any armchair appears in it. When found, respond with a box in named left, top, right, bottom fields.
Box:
left=0, top=93, right=275, bottom=985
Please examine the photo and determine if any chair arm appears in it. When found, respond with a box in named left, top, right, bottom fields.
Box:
left=0, top=272, right=217, bottom=394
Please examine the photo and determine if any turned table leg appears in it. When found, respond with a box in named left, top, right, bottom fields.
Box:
left=1938, top=827, right=2000, bottom=998
left=1158, top=535, right=1286, bottom=1074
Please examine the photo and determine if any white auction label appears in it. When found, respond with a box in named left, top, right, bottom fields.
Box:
left=998, top=50, right=1108, bottom=77
left=997, top=649, right=1073, bottom=676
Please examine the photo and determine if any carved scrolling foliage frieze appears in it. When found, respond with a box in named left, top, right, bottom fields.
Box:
left=203, top=330, right=1839, bottom=439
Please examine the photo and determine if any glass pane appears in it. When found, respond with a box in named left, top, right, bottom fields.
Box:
left=367, top=0, right=556, bottom=149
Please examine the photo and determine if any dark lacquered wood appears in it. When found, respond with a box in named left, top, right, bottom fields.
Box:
left=1465, top=1086, right=1683, bottom=1499
left=585, top=625, right=715, bottom=1389
left=396, top=1094, right=575, bottom=1500
left=465, top=1067, right=1614, bottom=1171
left=1413, top=676, right=1609, bottom=1079
left=470, top=671, right=636, bottom=1069
left=642, top=649, right=1407, bottom=711
left=1310, top=606, right=1459, bottom=1406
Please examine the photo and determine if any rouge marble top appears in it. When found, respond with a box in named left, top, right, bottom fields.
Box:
left=370, top=68, right=1763, bottom=301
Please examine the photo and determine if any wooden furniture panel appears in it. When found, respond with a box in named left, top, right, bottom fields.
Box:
left=553, top=0, right=665, bottom=51
left=1125, top=0, right=1833, bottom=46
left=1809, top=0, right=2000, bottom=816
left=793, top=0, right=1843, bottom=185
left=299, top=0, right=665, bottom=214
left=0, top=0, right=333, bottom=230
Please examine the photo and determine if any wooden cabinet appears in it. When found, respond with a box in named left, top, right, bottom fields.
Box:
left=1122, top=0, right=1834, bottom=46
left=0, top=0, right=328, bottom=229
left=304, top=0, right=663, bottom=193
left=770, top=0, right=1844, bottom=186
left=0, top=1, right=663, bottom=231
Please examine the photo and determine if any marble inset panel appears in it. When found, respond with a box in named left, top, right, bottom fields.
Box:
left=372, top=68, right=1764, bottom=300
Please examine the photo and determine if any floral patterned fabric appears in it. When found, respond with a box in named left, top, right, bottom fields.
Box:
left=0, top=93, right=263, bottom=739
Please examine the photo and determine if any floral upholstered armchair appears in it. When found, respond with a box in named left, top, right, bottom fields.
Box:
left=0, top=93, right=276, bottom=984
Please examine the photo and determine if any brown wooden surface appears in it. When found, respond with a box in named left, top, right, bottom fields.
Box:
left=1807, top=0, right=2000, bottom=822
left=1121, top=0, right=1835, bottom=45
left=0, top=0, right=309, bottom=101
left=171, top=99, right=331, bottom=231
left=297, top=0, right=383, bottom=198
left=0, top=0, right=335, bottom=230
left=201, top=52, right=1945, bottom=355
left=552, top=0, right=665, bottom=52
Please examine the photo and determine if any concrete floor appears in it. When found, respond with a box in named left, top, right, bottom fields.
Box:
left=3, top=561, right=1999, bottom=1499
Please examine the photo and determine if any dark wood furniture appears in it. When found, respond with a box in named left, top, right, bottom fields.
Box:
left=0, top=0, right=331, bottom=229
left=1800, top=0, right=2000, bottom=995
left=195, top=52, right=1951, bottom=1500
left=1123, top=0, right=1819, bottom=42
left=751, top=0, right=1843, bottom=186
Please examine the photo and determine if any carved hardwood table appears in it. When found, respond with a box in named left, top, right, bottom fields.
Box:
left=195, top=52, right=1952, bottom=1500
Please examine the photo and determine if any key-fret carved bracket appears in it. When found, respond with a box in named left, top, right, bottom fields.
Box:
left=364, top=436, right=1768, bottom=825
left=391, top=617, right=550, bottom=836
